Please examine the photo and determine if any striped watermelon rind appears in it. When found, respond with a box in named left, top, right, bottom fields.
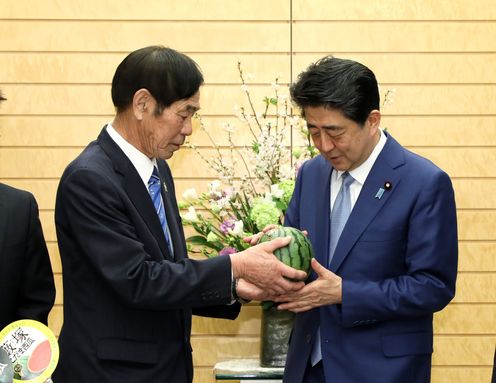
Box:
left=258, top=226, right=313, bottom=274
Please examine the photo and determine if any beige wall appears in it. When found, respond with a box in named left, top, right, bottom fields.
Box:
left=0, top=1, right=494, bottom=382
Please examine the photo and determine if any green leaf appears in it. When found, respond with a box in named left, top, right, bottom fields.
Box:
left=252, top=141, right=260, bottom=153
left=206, top=240, right=225, bottom=251
left=186, top=235, right=208, bottom=245
left=274, top=200, right=286, bottom=211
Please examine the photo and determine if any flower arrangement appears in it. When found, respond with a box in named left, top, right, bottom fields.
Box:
left=179, top=63, right=316, bottom=258
left=180, top=64, right=395, bottom=258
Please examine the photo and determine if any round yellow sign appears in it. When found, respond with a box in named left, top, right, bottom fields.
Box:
left=0, top=320, right=59, bottom=383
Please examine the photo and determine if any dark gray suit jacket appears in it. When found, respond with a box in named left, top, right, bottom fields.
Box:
left=0, top=183, right=55, bottom=330
left=53, top=127, right=240, bottom=383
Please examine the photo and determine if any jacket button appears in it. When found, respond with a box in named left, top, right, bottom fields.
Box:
left=305, top=334, right=311, bottom=343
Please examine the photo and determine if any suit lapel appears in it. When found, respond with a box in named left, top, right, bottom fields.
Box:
left=157, top=161, right=185, bottom=261
left=311, top=158, right=333, bottom=268
left=97, top=127, right=172, bottom=260
left=330, top=134, right=406, bottom=272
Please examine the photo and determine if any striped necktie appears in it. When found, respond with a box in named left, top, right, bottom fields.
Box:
left=148, top=167, right=173, bottom=256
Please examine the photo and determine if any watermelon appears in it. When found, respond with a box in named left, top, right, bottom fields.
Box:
left=27, top=339, right=51, bottom=375
left=258, top=226, right=313, bottom=274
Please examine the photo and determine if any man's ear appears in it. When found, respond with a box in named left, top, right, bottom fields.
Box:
left=133, top=88, right=151, bottom=120
left=367, top=109, right=381, bottom=134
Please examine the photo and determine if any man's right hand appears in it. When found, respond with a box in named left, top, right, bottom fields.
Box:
left=230, top=236, right=307, bottom=296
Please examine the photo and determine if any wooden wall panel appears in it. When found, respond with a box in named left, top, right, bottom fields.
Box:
left=48, top=306, right=63, bottom=336
left=431, top=368, right=493, bottom=383
left=0, top=179, right=58, bottom=209
left=47, top=243, right=61, bottom=273
left=190, top=335, right=496, bottom=366
left=0, top=116, right=107, bottom=146
left=1, top=1, right=495, bottom=382
left=458, top=211, right=496, bottom=241
left=0, top=52, right=290, bottom=84
left=433, top=336, right=496, bottom=366
left=292, top=22, right=496, bottom=52
left=0, top=85, right=292, bottom=116
left=293, top=53, right=496, bottom=83
left=2, top=84, right=495, bottom=116
left=4, top=176, right=496, bottom=215
left=0, top=115, right=289, bottom=147
left=0, top=21, right=289, bottom=53
left=54, top=275, right=63, bottom=305
left=293, top=116, right=496, bottom=147
left=458, top=242, right=496, bottom=271
left=292, top=0, right=496, bottom=20
left=435, top=304, right=496, bottom=334
left=0, top=0, right=290, bottom=21
left=193, top=305, right=261, bottom=335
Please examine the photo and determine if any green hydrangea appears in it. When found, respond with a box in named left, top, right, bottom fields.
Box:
left=276, top=180, right=295, bottom=206
left=250, top=198, right=281, bottom=230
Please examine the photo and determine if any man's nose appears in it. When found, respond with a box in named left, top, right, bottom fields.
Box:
left=182, top=118, right=193, bottom=136
left=320, top=133, right=335, bottom=152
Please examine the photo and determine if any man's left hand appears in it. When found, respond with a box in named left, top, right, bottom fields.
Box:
left=273, top=258, right=342, bottom=313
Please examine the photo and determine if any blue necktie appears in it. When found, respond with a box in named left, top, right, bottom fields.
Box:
left=328, top=172, right=354, bottom=266
left=148, top=167, right=173, bottom=256
left=311, top=171, right=354, bottom=366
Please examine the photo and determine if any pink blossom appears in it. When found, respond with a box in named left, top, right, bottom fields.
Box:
left=219, top=247, right=238, bottom=256
left=220, top=218, right=236, bottom=234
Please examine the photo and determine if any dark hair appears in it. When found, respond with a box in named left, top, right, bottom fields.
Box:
left=290, top=56, right=380, bottom=125
left=111, top=46, right=204, bottom=113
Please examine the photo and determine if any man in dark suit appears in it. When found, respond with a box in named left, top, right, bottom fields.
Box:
left=275, top=57, right=458, bottom=382
left=0, top=92, right=55, bottom=330
left=53, top=46, right=306, bottom=383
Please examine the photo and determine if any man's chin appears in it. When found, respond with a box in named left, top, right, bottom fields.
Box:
left=159, top=145, right=180, bottom=160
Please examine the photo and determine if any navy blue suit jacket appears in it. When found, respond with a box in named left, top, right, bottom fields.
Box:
left=53, top=128, right=240, bottom=383
left=283, top=134, right=458, bottom=383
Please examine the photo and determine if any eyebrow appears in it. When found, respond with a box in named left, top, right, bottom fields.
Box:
left=307, top=122, right=342, bottom=131
left=184, top=105, right=200, bottom=113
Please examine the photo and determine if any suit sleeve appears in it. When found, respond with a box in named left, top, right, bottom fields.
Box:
left=16, top=194, right=55, bottom=324
left=341, top=170, right=458, bottom=326
left=57, top=167, right=234, bottom=311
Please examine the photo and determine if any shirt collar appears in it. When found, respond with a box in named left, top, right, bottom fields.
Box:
left=333, top=129, right=387, bottom=185
left=106, top=123, right=157, bottom=186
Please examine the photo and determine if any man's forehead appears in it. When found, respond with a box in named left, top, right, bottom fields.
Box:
left=174, top=92, right=200, bottom=111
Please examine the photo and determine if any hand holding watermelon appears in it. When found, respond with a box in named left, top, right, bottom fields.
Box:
left=257, top=226, right=314, bottom=274
left=274, top=258, right=343, bottom=313
left=230, top=233, right=308, bottom=296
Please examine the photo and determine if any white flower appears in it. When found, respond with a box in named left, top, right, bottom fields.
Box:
left=209, top=180, right=221, bottom=192
left=270, top=184, right=284, bottom=199
left=228, top=220, right=244, bottom=236
left=182, top=188, right=198, bottom=202
left=271, top=82, right=280, bottom=91
left=182, top=207, right=198, bottom=222
left=240, top=84, right=249, bottom=92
